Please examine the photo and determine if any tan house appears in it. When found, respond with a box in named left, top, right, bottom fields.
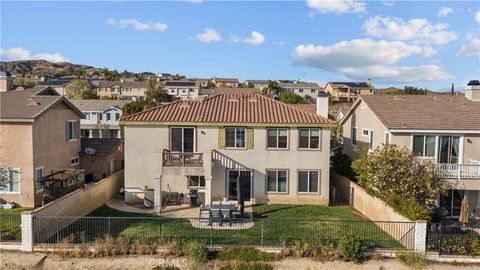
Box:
left=279, top=82, right=322, bottom=98
left=340, top=93, right=480, bottom=220
left=164, top=80, right=201, bottom=100
left=325, top=80, right=373, bottom=101
left=0, top=71, right=14, bottom=92
left=122, top=93, right=335, bottom=212
left=95, top=80, right=148, bottom=100
left=80, top=138, right=124, bottom=183
left=0, top=86, right=84, bottom=207
left=211, top=77, right=239, bottom=88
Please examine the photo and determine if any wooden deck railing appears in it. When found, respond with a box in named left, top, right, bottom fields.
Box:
left=435, top=163, right=480, bottom=180
left=162, top=152, right=203, bottom=167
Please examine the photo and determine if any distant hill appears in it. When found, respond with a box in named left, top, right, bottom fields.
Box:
left=0, top=60, right=105, bottom=77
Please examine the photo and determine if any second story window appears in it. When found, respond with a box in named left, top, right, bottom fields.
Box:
left=299, top=89, right=304, bottom=93
left=225, top=127, right=245, bottom=148
left=267, top=128, right=288, bottom=149
left=65, top=120, right=80, bottom=141
left=310, top=89, right=316, bottom=93
left=298, top=128, right=320, bottom=149
left=413, top=135, right=435, bottom=158
left=106, top=113, right=111, bottom=121
left=351, top=127, right=357, bottom=146
left=115, top=113, right=120, bottom=121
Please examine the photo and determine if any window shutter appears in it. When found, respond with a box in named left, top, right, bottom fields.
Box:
left=246, top=128, right=254, bottom=149
left=75, top=120, right=80, bottom=139
left=65, top=122, right=70, bottom=141
left=218, top=128, right=225, bottom=149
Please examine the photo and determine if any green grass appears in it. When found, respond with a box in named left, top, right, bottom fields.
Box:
left=47, top=204, right=402, bottom=249
left=0, top=207, right=32, bottom=241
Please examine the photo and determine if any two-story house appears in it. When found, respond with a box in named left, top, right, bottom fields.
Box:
left=324, top=80, right=374, bottom=102
left=278, top=82, right=322, bottom=98
left=70, top=99, right=130, bottom=138
left=245, top=80, right=269, bottom=90
left=211, top=77, right=239, bottom=88
left=0, top=86, right=84, bottom=207
left=164, top=80, right=201, bottom=100
left=95, top=80, right=148, bottom=100
left=340, top=91, right=480, bottom=219
left=121, top=93, right=335, bottom=213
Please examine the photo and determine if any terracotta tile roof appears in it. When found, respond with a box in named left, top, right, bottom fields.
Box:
left=357, top=95, right=480, bottom=130
left=199, top=87, right=261, bottom=96
left=122, top=93, right=335, bottom=126
left=214, top=78, right=239, bottom=83
left=292, top=104, right=317, bottom=115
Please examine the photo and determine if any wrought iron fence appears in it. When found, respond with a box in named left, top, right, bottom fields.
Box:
left=33, top=216, right=414, bottom=250
left=427, top=223, right=480, bottom=255
left=0, top=212, right=22, bottom=242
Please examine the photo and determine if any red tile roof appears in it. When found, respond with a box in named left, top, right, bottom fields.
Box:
left=122, top=93, right=335, bottom=126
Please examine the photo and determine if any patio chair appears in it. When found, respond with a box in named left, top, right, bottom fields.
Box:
left=220, top=208, right=232, bottom=226
left=231, top=204, right=243, bottom=219
left=199, top=204, right=210, bottom=218
left=209, top=208, right=222, bottom=226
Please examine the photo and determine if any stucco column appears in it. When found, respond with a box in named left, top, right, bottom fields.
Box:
left=21, top=211, right=33, bottom=251
left=414, top=220, right=427, bottom=253
left=203, top=151, right=213, bottom=205
left=205, top=177, right=212, bottom=205
left=154, top=176, right=162, bottom=214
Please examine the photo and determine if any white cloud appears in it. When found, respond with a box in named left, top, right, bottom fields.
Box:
left=232, top=31, right=266, bottom=45
left=456, top=38, right=480, bottom=57
left=106, top=18, right=167, bottom=31
left=195, top=28, right=222, bottom=43
left=364, top=16, right=457, bottom=46
left=0, top=47, right=68, bottom=62
left=382, top=0, right=394, bottom=7
left=476, top=10, right=480, bottom=23
left=291, top=39, right=451, bottom=83
left=438, top=7, right=454, bottom=17
left=306, top=0, right=366, bottom=14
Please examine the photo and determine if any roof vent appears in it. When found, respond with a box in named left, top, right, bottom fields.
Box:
left=228, top=97, right=239, bottom=102
left=26, top=97, right=39, bottom=107
left=179, top=103, right=190, bottom=109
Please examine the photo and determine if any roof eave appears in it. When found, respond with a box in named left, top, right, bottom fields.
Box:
left=120, top=121, right=336, bottom=128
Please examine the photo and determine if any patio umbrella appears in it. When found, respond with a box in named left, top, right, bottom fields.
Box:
left=459, top=195, right=469, bottom=225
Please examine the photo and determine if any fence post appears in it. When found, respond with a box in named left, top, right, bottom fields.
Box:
left=21, top=211, right=34, bottom=252
left=414, top=220, right=427, bottom=253
left=261, top=220, right=264, bottom=247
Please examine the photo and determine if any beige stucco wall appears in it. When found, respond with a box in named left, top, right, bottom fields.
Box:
left=0, top=123, right=34, bottom=206
left=124, top=125, right=331, bottom=205
left=342, top=100, right=387, bottom=159
left=80, top=143, right=124, bottom=181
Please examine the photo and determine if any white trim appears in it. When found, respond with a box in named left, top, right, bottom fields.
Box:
left=361, top=128, right=370, bottom=137
left=391, top=129, right=479, bottom=134
left=35, top=166, right=44, bottom=193
left=70, top=156, right=80, bottom=166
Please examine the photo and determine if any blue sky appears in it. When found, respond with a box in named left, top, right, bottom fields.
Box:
left=1, top=1, right=479, bottom=91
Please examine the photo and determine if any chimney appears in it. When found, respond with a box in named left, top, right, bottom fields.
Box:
left=367, top=78, right=372, bottom=86
left=316, top=91, right=329, bottom=118
left=465, top=80, right=480, bottom=101
left=26, top=97, right=39, bottom=107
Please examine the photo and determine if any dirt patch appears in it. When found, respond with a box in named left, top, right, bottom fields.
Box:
left=1, top=251, right=479, bottom=270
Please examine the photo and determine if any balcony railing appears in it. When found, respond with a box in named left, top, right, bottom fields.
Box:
left=435, top=163, right=480, bottom=180
left=162, top=152, right=203, bottom=167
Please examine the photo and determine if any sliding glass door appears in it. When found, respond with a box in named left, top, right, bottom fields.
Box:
left=227, top=170, right=252, bottom=201
left=440, top=189, right=465, bottom=217
left=170, top=127, right=195, bottom=152
left=438, top=136, right=460, bottom=164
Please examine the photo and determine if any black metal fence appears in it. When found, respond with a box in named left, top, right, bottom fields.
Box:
left=0, top=212, right=22, bottom=242
left=427, top=223, right=480, bottom=255
left=33, top=216, right=414, bottom=250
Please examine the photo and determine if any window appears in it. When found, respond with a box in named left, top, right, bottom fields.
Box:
left=106, top=113, right=111, bottom=121
left=266, top=170, right=287, bottom=193
left=35, top=167, right=43, bottom=192
left=70, top=156, right=79, bottom=166
left=413, top=135, right=435, bottom=157
left=384, top=132, right=390, bottom=144
left=115, top=113, right=120, bottom=121
left=368, top=130, right=374, bottom=150
left=310, top=89, right=316, bottom=93
left=298, top=170, right=319, bottom=193
left=362, top=129, right=369, bottom=136
left=0, top=169, right=20, bottom=193
left=170, top=127, right=195, bottom=152
left=110, top=130, right=119, bottom=138
left=188, top=176, right=205, bottom=188
left=298, top=89, right=304, bottom=93
left=85, top=112, right=92, bottom=121
left=189, top=88, right=195, bottom=92
left=225, top=127, right=246, bottom=148
left=298, top=128, right=320, bottom=149
left=267, top=128, right=288, bottom=149
left=65, top=120, right=80, bottom=141
left=98, top=113, right=103, bottom=121
left=351, top=127, right=357, bottom=146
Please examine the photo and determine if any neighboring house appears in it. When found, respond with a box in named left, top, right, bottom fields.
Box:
left=245, top=80, right=269, bottom=90
left=199, top=87, right=260, bottom=97
left=0, top=71, right=14, bottom=92
left=324, top=80, right=374, bottom=102
left=69, top=99, right=130, bottom=138
left=38, top=78, right=71, bottom=96
left=278, top=82, right=322, bottom=98
left=0, top=86, right=84, bottom=207
left=195, top=78, right=209, bottom=88
left=95, top=80, right=148, bottom=100
left=80, top=138, right=124, bottom=182
left=211, top=77, right=239, bottom=88
left=164, top=80, right=201, bottom=100
left=340, top=92, right=480, bottom=220
left=122, top=93, right=335, bottom=212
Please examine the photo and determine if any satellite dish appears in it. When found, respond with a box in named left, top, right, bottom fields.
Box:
left=84, top=147, right=96, bottom=156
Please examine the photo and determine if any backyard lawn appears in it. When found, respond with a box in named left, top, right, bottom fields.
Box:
left=38, top=204, right=406, bottom=249
left=0, top=207, right=33, bottom=241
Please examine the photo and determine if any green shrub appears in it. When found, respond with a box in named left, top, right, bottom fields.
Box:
left=399, top=252, right=430, bottom=269
left=220, top=262, right=273, bottom=270
left=338, top=234, right=366, bottom=263
left=313, top=244, right=340, bottom=262
left=183, top=240, right=208, bottom=263
left=216, top=247, right=278, bottom=262
left=388, top=195, right=430, bottom=221
left=292, top=240, right=314, bottom=257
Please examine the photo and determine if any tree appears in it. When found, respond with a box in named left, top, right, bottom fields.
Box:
left=280, top=92, right=307, bottom=104
left=352, top=144, right=446, bottom=207
left=65, top=79, right=98, bottom=99
left=145, top=78, right=171, bottom=102
left=13, top=77, right=36, bottom=88
left=303, top=95, right=315, bottom=104
left=173, top=74, right=186, bottom=80
left=263, top=80, right=281, bottom=95
left=205, top=80, right=216, bottom=89
left=122, top=100, right=155, bottom=116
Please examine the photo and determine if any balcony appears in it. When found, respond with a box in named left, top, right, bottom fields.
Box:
left=435, top=163, right=480, bottom=180
left=162, top=151, right=204, bottom=167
